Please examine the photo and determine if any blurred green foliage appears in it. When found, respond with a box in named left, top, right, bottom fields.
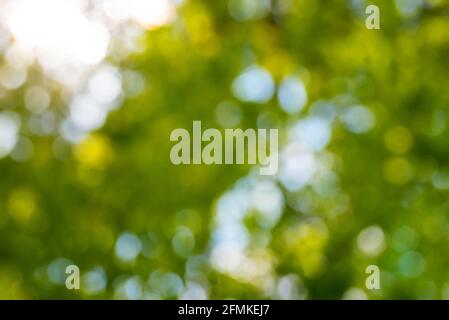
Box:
left=1, top=0, right=449, bottom=299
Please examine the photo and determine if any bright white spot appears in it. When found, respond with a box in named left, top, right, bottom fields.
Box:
left=88, top=66, right=122, bottom=105
left=215, top=190, right=249, bottom=225
left=0, top=30, right=9, bottom=53
left=5, top=42, right=35, bottom=68
left=211, top=243, right=246, bottom=274
left=6, top=0, right=110, bottom=67
left=69, top=94, right=107, bottom=132
left=289, top=117, right=332, bottom=151
left=115, top=232, right=142, bottom=262
left=343, top=287, right=368, bottom=300
left=341, top=105, right=375, bottom=134
left=0, top=111, right=20, bottom=158
left=357, top=225, right=385, bottom=257
left=278, top=76, right=308, bottom=114
left=232, top=66, right=275, bottom=104
left=278, top=142, right=317, bottom=191
left=0, top=65, right=27, bottom=89
left=60, top=119, right=87, bottom=143
left=276, top=274, right=306, bottom=300
left=82, top=267, right=107, bottom=295
left=213, top=223, right=250, bottom=250
left=180, top=282, right=208, bottom=300
left=208, top=176, right=282, bottom=285
left=0, top=0, right=178, bottom=140
left=103, top=0, right=175, bottom=29
left=250, top=180, right=284, bottom=228
left=114, top=276, right=142, bottom=300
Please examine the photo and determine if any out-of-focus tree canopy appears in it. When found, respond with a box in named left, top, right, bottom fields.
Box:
left=1, top=0, right=449, bottom=299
